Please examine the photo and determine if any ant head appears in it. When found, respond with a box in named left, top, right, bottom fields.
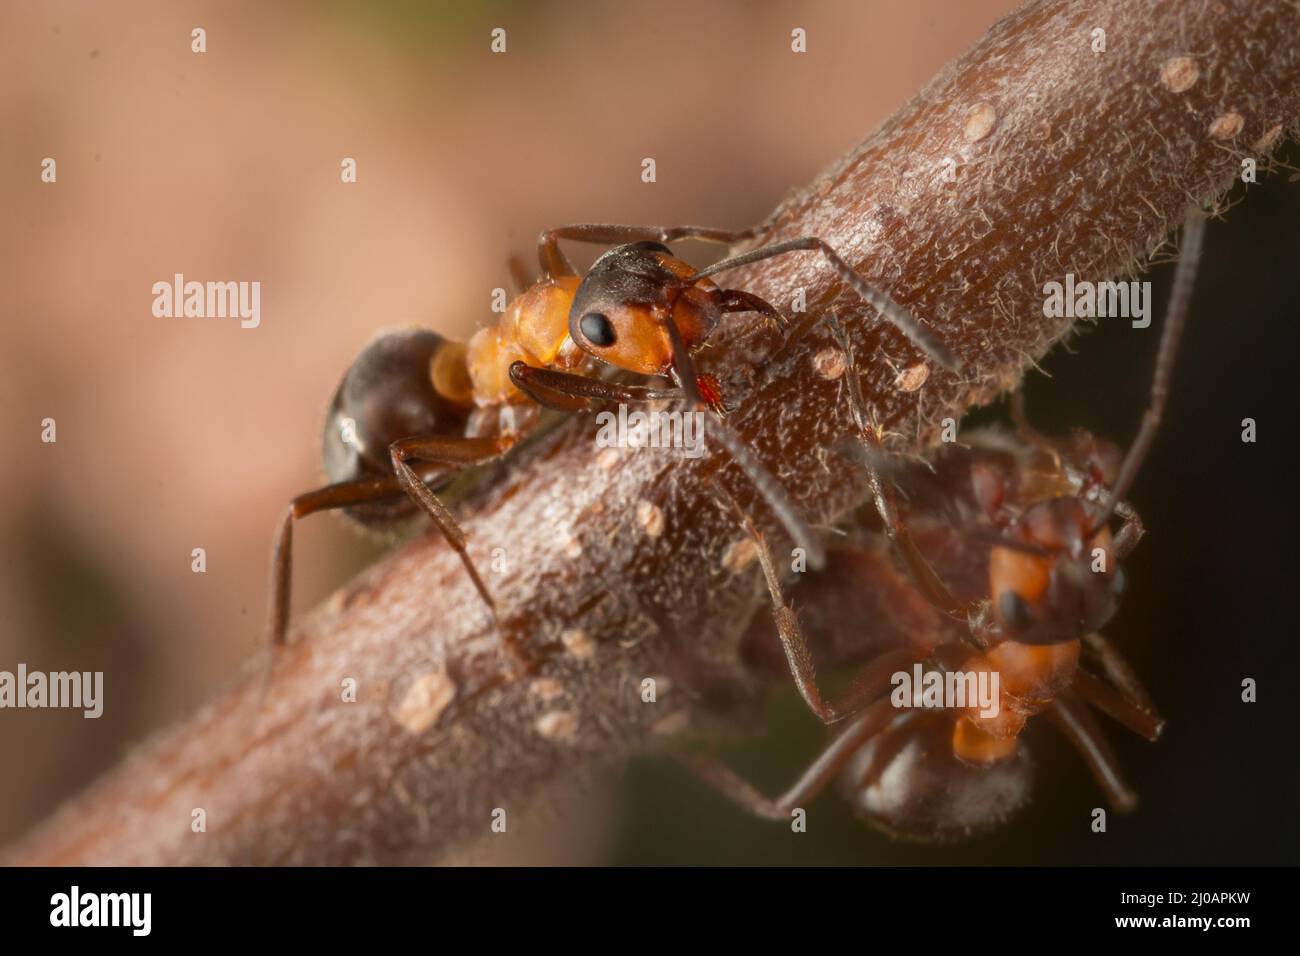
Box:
left=990, top=497, right=1123, bottom=644
left=839, top=711, right=1033, bottom=841
left=1065, top=428, right=1123, bottom=487
left=970, top=458, right=1011, bottom=519
left=568, top=242, right=718, bottom=378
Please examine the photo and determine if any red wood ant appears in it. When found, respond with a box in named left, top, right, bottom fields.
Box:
left=687, top=211, right=1204, bottom=838
left=265, top=224, right=959, bottom=651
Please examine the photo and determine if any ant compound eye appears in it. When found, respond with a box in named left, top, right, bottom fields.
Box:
left=998, top=590, right=1034, bottom=631
left=579, top=312, right=616, bottom=347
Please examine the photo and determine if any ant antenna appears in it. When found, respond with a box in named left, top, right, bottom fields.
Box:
left=1092, top=210, right=1206, bottom=533
left=690, top=238, right=959, bottom=370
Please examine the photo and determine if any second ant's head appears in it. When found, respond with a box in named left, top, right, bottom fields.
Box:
left=989, top=497, right=1124, bottom=644
left=567, top=242, right=721, bottom=378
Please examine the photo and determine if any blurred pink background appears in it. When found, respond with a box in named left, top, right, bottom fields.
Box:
left=0, top=0, right=1016, bottom=854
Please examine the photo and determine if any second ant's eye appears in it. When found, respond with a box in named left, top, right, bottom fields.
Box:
left=579, top=312, right=616, bottom=347
left=999, top=590, right=1034, bottom=630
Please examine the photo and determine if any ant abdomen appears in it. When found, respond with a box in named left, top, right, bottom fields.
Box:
left=322, top=328, right=471, bottom=527
left=839, top=711, right=1033, bottom=841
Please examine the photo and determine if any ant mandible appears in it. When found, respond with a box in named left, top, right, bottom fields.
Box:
left=685, top=210, right=1205, bottom=836
left=266, top=223, right=960, bottom=651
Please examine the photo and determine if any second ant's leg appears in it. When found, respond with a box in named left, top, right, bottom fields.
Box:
left=1045, top=691, right=1139, bottom=813
left=743, top=513, right=922, bottom=724
left=268, top=472, right=433, bottom=647
left=1075, top=632, right=1164, bottom=742
left=826, top=311, right=966, bottom=619
left=1110, top=500, right=1145, bottom=558
left=1082, top=632, right=1156, bottom=711
left=1071, top=667, right=1164, bottom=742
left=682, top=695, right=902, bottom=820
left=388, top=434, right=516, bottom=619
left=1009, top=391, right=1062, bottom=458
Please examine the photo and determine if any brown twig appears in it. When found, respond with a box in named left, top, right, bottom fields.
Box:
left=9, top=0, right=1298, bottom=866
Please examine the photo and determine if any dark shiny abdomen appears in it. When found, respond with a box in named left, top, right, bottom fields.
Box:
left=322, top=328, right=469, bottom=527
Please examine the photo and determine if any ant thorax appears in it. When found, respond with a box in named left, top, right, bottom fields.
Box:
left=464, top=276, right=583, bottom=407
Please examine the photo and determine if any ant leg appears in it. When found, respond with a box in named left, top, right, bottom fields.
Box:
left=1075, top=632, right=1163, bottom=740
left=268, top=472, right=432, bottom=647
left=826, top=311, right=966, bottom=618
left=690, top=238, right=958, bottom=370
left=508, top=362, right=683, bottom=412
left=1110, top=499, right=1146, bottom=558
left=251, top=467, right=456, bottom=732
left=1071, top=668, right=1164, bottom=742
left=538, top=223, right=752, bottom=277
left=516, top=349, right=823, bottom=571
left=682, top=695, right=903, bottom=820
left=743, top=512, right=922, bottom=724
left=1008, top=392, right=1063, bottom=458
left=388, top=434, right=516, bottom=619
left=662, top=314, right=825, bottom=569
left=1044, top=691, right=1139, bottom=813
left=1082, top=632, right=1155, bottom=711
left=1094, top=211, right=1207, bottom=528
